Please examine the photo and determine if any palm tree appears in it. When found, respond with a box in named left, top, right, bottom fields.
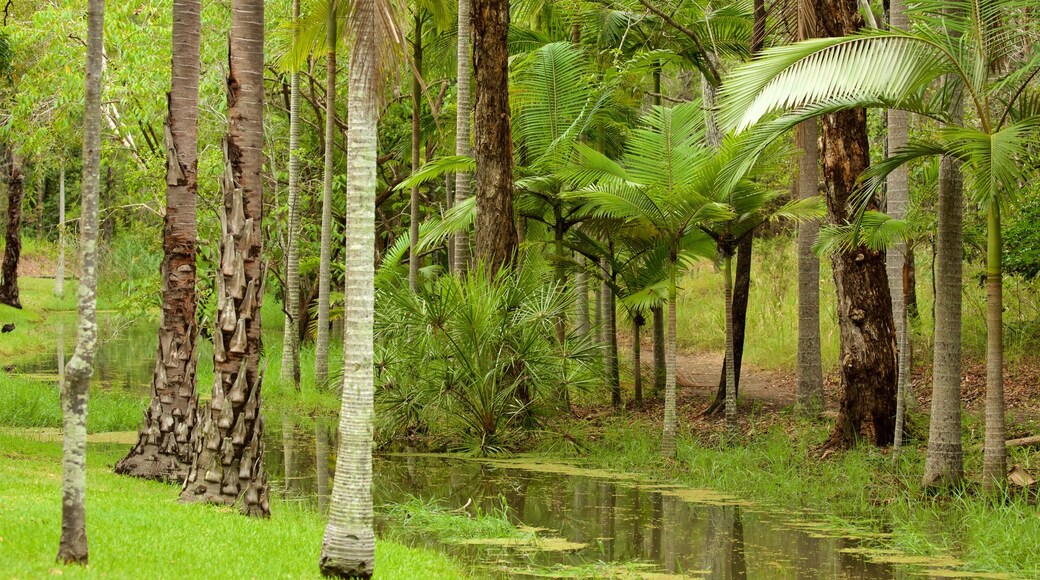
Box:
left=320, top=0, right=401, bottom=574
left=281, top=0, right=303, bottom=390
left=55, top=164, right=65, bottom=297
left=408, top=10, right=424, bottom=291
left=57, top=0, right=102, bottom=564
left=315, top=0, right=340, bottom=387
left=453, top=0, right=472, bottom=274
left=795, top=119, right=823, bottom=413
left=180, top=0, right=269, bottom=516
left=720, top=0, right=1040, bottom=487
left=574, top=103, right=732, bottom=458
left=116, top=0, right=201, bottom=483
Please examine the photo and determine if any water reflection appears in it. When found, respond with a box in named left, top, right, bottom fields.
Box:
left=265, top=423, right=926, bottom=579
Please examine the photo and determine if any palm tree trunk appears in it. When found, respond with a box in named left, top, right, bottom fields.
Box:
left=180, top=0, right=269, bottom=517
left=661, top=262, right=678, bottom=458
left=315, top=0, right=338, bottom=386
left=115, top=0, right=201, bottom=483
left=653, top=305, right=665, bottom=397
left=632, top=315, right=643, bottom=403
left=983, top=204, right=1005, bottom=491
left=575, top=254, right=589, bottom=336
left=724, top=252, right=738, bottom=441
left=57, top=0, right=103, bottom=564
left=280, top=0, right=303, bottom=390
left=608, top=275, right=620, bottom=407
left=706, top=236, right=751, bottom=417
left=471, top=0, right=517, bottom=271
left=408, top=12, right=423, bottom=291
left=319, top=0, right=379, bottom=573
left=55, top=166, right=66, bottom=297
left=0, top=151, right=24, bottom=309
left=796, top=119, right=823, bottom=414
left=453, top=0, right=472, bottom=274
left=922, top=74, right=965, bottom=489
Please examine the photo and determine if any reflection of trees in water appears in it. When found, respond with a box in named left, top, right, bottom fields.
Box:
left=702, top=506, right=746, bottom=579
left=837, top=537, right=895, bottom=578
left=315, top=421, right=330, bottom=513
left=597, top=481, right=617, bottom=560
left=651, top=492, right=663, bottom=562
left=282, top=414, right=297, bottom=496
left=629, top=487, right=644, bottom=561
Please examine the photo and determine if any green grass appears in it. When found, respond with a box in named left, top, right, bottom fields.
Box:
left=381, top=496, right=529, bottom=542
left=0, top=432, right=469, bottom=579
left=0, top=373, right=143, bottom=433
left=534, top=413, right=1040, bottom=578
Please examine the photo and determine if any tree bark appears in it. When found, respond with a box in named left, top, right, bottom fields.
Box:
left=180, top=0, right=269, bottom=517
left=115, top=0, right=201, bottom=483
left=575, top=254, right=589, bottom=337
left=661, top=263, right=678, bottom=458
left=408, top=12, right=423, bottom=290
left=0, top=150, right=24, bottom=309
left=453, top=0, right=472, bottom=274
left=723, top=252, right=738, bottom=440
left=983, top=205, right=1005, bottom=491
left=315, top=0, right=338, bottom=387
left=796, top=120, right=824, bottom=414
left=471, top=0, right=517, bottom=271
left=57, top=0, right=103, bottom=564
left=319, top=0, right=379, bottom=574
left=652, top=305, right=665, bottom=397
left=706, top=235, right=751, bottom=417
left=55, top=166, right=65, bottom=297
left=281, top=0, right=303, bottom=390
left=632, top=314, right=643, bottom=403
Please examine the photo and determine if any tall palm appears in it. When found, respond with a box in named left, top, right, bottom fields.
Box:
left=720, top=0, right=1040, bottom=489
left=573, top=103, right=732, bottom=458
left=453, top=0, right=472, bottom=274
left=320, top=0, right=401, bottom=575
left=315, top=0, right=340, bottom=387
left=180, top=0, right=269, bottom=516
left=57, top=0, right=102, bottom=564
left=116, top=0, right=201, bottom=483
left=281, top=0, right=303, bottom=390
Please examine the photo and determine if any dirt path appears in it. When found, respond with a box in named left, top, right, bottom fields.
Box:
left=671, top=349, right=797, bottom=408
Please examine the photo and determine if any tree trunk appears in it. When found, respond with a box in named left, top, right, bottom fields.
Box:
left=57, top=0, right=103, bottom=564
left=408, top=13, right=423, bottom=290
left=315, top=0, right=338, bottom=387
left=55, top=166, right=66, bottom=297
left=706, top=235, right=751, bottom=416
left=983, top=205, right=1005, bottom=491
left=575, top=254, right=589, bottom=337
left=280, top=0, right=303, bottom=390
left=814, top=0, right=897, bottom=450
left=632, top=314, right=643, bottom=403
left=315, top=421, right=330, bottom=513
left=922, top=63, right=965, bottom=489
left=724, top=252, right=738, bottom=440
left=453, top=0, right=472, bottom=274
left=906, top=248, right=919, bottom=318
left=180, top=0, right=269, bottom=517
left=471, top=0, right=517, bottom=271
left=796, top=119, right=823, bottom=414
left=319, top=0, right=379, bottom=574
left=661, top=262, right=678, bottom=458
left=608, top=274, right=620, bottom=407
left=886, top=0, right=910, bottom=455
left=0, top=150, right=24, bottom=309
left=115, top=0, right=201, bottom=483
left=652, top=305, right=665, bottom=397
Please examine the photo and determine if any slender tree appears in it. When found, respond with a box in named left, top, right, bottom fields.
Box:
left=57, top=0, right=103, bottom=564
left=408, top=11, right=423, bottom=290
left=115, top=0, right=202, bottom=482
left=453, top=0, right=472, bottom=274
left=0, top=149, right=23, bottom=309
left=180, top=0, right=269, bottom=516
left=55, top=165, right=65, bottom=297
left=471, top=0, right=517, bottom=270
left=320, top=0, right=400, bottom=574
left=795, top=119, right=823, bottom=412
left=315, top=0, right=339, bottom=387
left=281, top=0, right=303, bottom=390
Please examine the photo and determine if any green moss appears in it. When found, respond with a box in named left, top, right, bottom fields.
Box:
left=0, top=432, right=469, bottom=579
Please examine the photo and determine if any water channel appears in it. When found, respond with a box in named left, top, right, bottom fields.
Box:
left=9, top=317, right=1000, bottom=579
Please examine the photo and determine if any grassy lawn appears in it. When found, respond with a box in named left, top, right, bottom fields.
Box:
left=0, top=432, right=468, bottom=579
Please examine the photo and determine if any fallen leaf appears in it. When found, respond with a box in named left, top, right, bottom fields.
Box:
left=1008, top=464, right=1036, bottom=488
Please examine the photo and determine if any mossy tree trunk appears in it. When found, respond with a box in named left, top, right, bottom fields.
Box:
left=0, top=149, right=24, bottom=309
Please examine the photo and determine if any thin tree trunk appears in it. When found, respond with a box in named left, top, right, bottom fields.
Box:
left=983, top=205, right=1005, bottom=491
left=575, top=254, right=589, bottom=337
left=453, top=0, right=472, bottom=274
left=706, top=235, right=751, bottom=416
left=632, top=315, right=643, bottom=403
left=922, top=59, right=965, bottom=489
left=280, top=0, right=303, bottom=390
left=408, top=13, right=423, bottom=290
left=445, top=173, right=455, bottom=269
left=796, top=119, right=823, bottom=414
left=815, top=0, right=897, bottom=450
left=471, top=0, right=517, bottom=271
left=115, top=0, right=201, bottom=483
left=608, top=273, right=620, bottom=407
left=724, top=252, right=738, bottom=441
left=653, top=305, right=665, bottom=397
left=0, top=150, right=24, bottom=309
left=906, top=248, right=919, bottom=318
left=180, top=0, right=269, bottom=517
left=57, top=0, right=103, bottom=564
left=661, top=262, right=678, bottom=458
left=55, top=166, right=66, bottom=297
left=315, top=0, right=338, bottom=387
left=319, top=0, right=379, bottom=573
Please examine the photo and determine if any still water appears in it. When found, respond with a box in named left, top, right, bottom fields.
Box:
left=13, top=318, right=994, bottom=579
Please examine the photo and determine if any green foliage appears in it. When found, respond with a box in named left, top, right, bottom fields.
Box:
left=374, top=265, right=601, bottom=455
left=0, top=374, right=142, bottom=433
left=382, top=495, right=527, bottom=541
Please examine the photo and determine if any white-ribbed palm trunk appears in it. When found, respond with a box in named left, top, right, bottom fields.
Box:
left=452, top=0, right=472, bottom=274
left=983, top=206, right=1005, bottom=492
left=795, top=120, right=823, bottom=414
left=55, top=165, right=65, bottom=297
left=723, top=253, right=737, bottom=441
left=281, top=0, right=302, bottom=389
left=661, top=262, right=678, bottom=458
left=315, top=0, right=338, bottom=386
left=58, top=0, right=103, bottom=564
left=319, top=0, right=377, bottom=574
